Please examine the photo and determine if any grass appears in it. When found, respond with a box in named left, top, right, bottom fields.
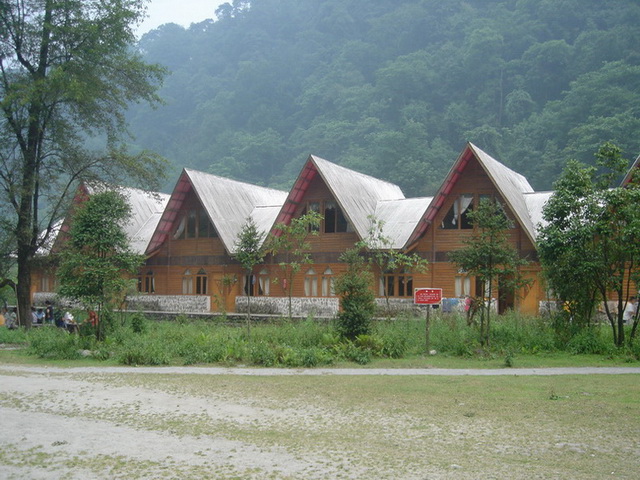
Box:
left=1, top=311, right=639, bottom=368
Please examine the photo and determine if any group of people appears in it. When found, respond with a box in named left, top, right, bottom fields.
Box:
left=1, top=301, right=98, bottom=333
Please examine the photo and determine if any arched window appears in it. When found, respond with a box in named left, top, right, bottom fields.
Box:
left=138, top=270, right=155, bottom=293
left=304, top=268, right=318, bottom=296
left=196, top=268, right=208, bottom=295
left=322, top=268, right=335, bottom=297
left=182, top=269, right=193, bottom=294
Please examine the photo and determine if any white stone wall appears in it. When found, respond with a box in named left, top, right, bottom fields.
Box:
left=235, top=296, right=339, bottom=318
left=126, top=295, right=210, bottom=313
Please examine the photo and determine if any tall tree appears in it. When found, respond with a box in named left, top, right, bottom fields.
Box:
left=57, top=190, right=144, bottom=341
left=0, top=0, right=166, bottom=327
left=269, top=211, right=322, bottom=318
left=233, top=217, right=266, bottom=336
left=538, top=143, right=640, bottom=346
left=449, top=197, right=530, bottom=347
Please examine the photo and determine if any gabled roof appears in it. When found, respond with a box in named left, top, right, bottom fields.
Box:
left=524, top=191, right=554, bottom=237
left=146, top=168, right=287, bottom=255
left=84, top=184, right=170, bottom=254
left=622, top=153, right=640, bottom=186
left=374, top=197, right=432, bottom=249
left=42, top=183, right=169, bottom=256
left=406, top=143, right=537, bottom=247
left=272, top=155, right=406, bottom=242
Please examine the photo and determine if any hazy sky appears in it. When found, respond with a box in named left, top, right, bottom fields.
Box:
left=138, top=0, right=227, bottom=35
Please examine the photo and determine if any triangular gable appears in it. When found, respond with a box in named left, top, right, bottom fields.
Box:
left=272, top=155, right=405, bottom=240
left=622, top=153, right=640, bottom=186
left=45, top=183, right=168, bottom=256
left=406, top=142, right=537, bottom=247
left=146, top=169, right=287, bottom=256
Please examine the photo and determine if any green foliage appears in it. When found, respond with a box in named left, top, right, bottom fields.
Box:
left=269, top=211, right=322, bottom=318
left=360, top=215, right=428, bottom=317
left=538, top=142, right=640, bottom=346
left=15, top=311, right=640, bottom=366
left=0, top=0, right=166, bottom=327
left=129, top=312, right=148, bottom=334
left=27, top=328, right=81, bottom=360
left=334, top=248, right=376, bottom=340
left=449, top=198, right=530, bottom=346
left=57, top=191, right=144, bottom=341
left=130, top=0, right=640, bottom=197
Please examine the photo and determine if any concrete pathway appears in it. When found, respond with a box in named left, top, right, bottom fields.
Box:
left=2, top=365, right=639, bottom=376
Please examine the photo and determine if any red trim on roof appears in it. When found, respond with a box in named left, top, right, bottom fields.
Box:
left=145, top=170, right=193, bottom=255
left=271, top=157, right=318, bottom=235
left=405, top=144, right=474, bottom=247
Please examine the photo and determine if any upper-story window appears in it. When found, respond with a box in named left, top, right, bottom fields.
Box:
left=441, top=194, right=474, bottom=229
left=301, top=200, right=353, bottom=233
left=175, top=208, right=218, bottom=239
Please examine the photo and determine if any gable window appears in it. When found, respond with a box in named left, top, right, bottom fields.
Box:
left=324, top=201, right=351, bottom=233
left=441, top=194, right=474, bottom=229
left=182, top=269, right=193, bottom=294
left=304, top=268, right=318, bottom=296
left=322, top=268, right=335, bottom=297
left=175, top=208, right=218, bottom=239
left=138, top=270, right=155, bottom=293
left=196, top=268, right=208, bottom=294
left=301, top=201, right=320, bottom=232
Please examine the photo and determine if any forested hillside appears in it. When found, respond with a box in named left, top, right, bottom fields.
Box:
left=129, top=0, right=640, bottom=195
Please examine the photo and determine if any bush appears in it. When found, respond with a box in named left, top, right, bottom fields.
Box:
left=27, top=327, right=81, bottom=360
left=116, top=336, right=170, bottom=365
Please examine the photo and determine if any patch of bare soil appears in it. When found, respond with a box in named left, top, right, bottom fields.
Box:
left=1, top=365, right=639, bottom=479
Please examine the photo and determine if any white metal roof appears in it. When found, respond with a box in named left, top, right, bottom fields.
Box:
left=183, top=169, right=287, bottom=254
left=468, top=143, right=538, bottom=245
left=523, top=191, right=554, bottom=239
left=374, top=197, right=432, bottom=249
left=310, top=155, right=406, bottom=240
left=85, top=184, right=170, bottom=254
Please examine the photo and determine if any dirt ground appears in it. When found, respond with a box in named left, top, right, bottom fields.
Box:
left=1, top=365, right=639, bottom=479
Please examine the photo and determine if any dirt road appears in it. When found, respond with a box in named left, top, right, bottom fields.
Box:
left=1, top=365, right=639, bottom=479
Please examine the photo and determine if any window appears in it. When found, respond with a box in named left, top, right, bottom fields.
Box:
left=324, top=201, right=351, bottom=233
left=243, top=274, right=255, bottom=296
left=441, top=194, right=474, bottom=229
left=258, top=268, right=270, bottom=296
left=196, top=268, right=208, bottom=295
left=322, top=268, right=335, bottom=297
left=455, top=274, right=471, bottom=297
left=304, top=202, right=320, bottom=232
left=40, top=276, right=50, bottom=292
left=304, top=268, right=318, bottom=296
left=138, top=270, right=155, bottom=293
left=182, top=269, right=193, bottom=294
left=175, top=208, right=218, bottom=239
left=380, top=269, right=413, bottom=298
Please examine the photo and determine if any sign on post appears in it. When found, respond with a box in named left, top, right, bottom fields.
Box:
left=414, top=287, right=442, bottom=354
left=414, top=287, right=442, bottom=305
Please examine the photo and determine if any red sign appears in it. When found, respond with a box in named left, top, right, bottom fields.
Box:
left=414, top=288, right=442, bottom=305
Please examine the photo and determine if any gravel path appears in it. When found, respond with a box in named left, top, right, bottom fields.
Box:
left=2, top=364, right=640, bottom=376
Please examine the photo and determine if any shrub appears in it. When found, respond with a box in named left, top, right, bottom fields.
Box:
left=116, top=337, right=170, bottom=365
left=27, top=327, right=81, bottom=360
left=334, top=248, right=375, bottom=340
left=130, top=312, right=148, bottom=334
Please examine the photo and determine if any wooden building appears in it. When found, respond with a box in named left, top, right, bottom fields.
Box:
left=38, top=142, right=632, bottom=317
